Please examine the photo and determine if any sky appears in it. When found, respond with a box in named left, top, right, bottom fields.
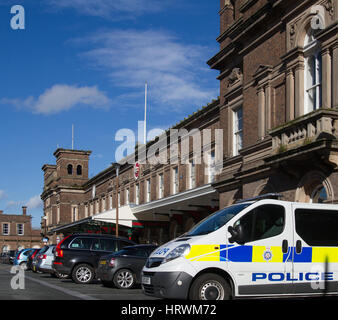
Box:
left=0, top=0, right=220, bottom=228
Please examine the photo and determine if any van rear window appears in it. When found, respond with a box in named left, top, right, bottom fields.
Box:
left=295, top=209, right=338, bottom=246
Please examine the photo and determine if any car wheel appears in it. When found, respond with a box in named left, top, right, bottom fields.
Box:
left=113, top=269, right=135, bottom=289
left=19, top=262, right=28, bottom=271
left=189, top=273, right=231, bottom=300
left=72, top=264, right=94, bottom=284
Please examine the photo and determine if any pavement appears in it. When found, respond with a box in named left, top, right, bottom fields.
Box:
left=0, top=263, right=158, bottom=300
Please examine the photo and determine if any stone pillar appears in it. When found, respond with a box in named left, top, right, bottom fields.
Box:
left=333, top=44, right=338, bottom=109
left=286, top=68, right=295, bottom=121
left=321, top=48, right=332, bottom=109
left=258, top=87, right=265, bottom=139
left=265, top=85, right=271, bottom=131
left=295, top=63, right=305, bottom=117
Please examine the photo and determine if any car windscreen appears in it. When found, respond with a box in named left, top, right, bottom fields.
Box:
left=185, top=203, right=251, bottom=236
left=38, top=246, right=49, bottom=254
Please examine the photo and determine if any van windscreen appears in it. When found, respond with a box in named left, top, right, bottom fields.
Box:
left=186, top=203, right=251, bottom=236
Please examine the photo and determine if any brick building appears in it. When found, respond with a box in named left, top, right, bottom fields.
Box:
left=0, top=206, right=42, bottom=252
left=41, top=0, right=338, bottom=244
left=209, top=0, right=337, bottom=207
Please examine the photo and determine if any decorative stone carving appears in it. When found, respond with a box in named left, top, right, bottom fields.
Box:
left=227, top=68, right=243, bottom=87
left=324, top=0, right=334, bottom=16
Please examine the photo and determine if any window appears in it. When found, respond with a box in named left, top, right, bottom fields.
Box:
left=146, top=179, right=151, bottom=202
left=72, top=207, right=77, bottom=222
left=119, top=240, right=134, bottom=250
left=76, top=165, right=82, bottom=175
left=135, top=184, right=140, bottom=205
left=311, top=185, right=328, bottom=203
left=109, top=194, right=113, bottom=209
left=91, top=238, right=118, bottom=252
left=304, top=29, right=322, bottom=113
left=69, top=237, right=93, bottom=250
left=189, top=162, right=196, bottom=189
left=172, top=167, right=179, bottom=194
left=158, top=173, right=164, bottom=199
left=295, top=209, right=338, bottom=246
left=67, top=164, right=73, bottom=175
left=233, top=204, right=285, bottom=243
left=233, top=107, right=243, bottom=156
left=207, top=150, right=216, bottom=183
left=126, top=188, right=130, bottom=205
left=17, top=224, right=24, bottom=236
left=186, top=203, right=251, bottom=236
left=2, top=223, right=9, bottom=235
left=117, top=247, right=148, bottom=257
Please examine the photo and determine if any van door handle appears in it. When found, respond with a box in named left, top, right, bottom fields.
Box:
left=296, top=240, right=302, bottom=254
left=282, top=240, right=288, bottom=254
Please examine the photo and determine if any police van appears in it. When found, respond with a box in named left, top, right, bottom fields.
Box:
left=141, top=195, right=338, bottom=300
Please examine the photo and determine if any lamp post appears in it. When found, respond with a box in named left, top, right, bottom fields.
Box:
left=114, top=163, right=121, bottom=237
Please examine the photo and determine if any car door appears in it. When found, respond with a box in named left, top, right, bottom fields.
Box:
left=121, top=248, right=148, bottom=282
left=292, top=204, right=338, bottom=294
left=226, top=202, right=293, bottom=296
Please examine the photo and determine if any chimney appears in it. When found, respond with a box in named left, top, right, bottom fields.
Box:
left=0, top=210, right=3, bottom=214
left=22, top=206, right=27, bottom=216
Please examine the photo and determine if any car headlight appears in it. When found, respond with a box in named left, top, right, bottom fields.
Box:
left=162, top=244, right=191, bottom=264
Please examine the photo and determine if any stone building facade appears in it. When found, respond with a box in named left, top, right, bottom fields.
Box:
left=209, top=0, right=338, bottom=207
left=41, top=99, right=221, bottom=244
left=41, top=0, right=338, bottom=245
left=0, top=207, right=42, bottom=252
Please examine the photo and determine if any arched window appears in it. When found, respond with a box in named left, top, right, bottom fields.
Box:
left=67, top=164, right=73, bottom=175
left=76, top=165, right=82, bottom=176
left=304, top=28, right=322, bottom=114
left=310, top=185, right=328, bottom=203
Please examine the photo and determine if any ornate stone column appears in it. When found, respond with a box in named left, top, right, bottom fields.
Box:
left=321, top=47, right=332, bottom=109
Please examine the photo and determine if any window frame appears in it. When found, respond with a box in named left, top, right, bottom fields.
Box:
left=17, top=223, right=24, bottom=236
left=233, top=106, right=243, bottom=157
left=2, top=223, right=9, bottom=236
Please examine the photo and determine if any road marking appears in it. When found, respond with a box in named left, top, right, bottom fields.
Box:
left=24, top=274, right=100, bottom=300
left=1, top=266, right=99, bottom=300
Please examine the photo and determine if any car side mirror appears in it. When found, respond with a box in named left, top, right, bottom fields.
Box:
left=228, top=224, right=245, bottom=245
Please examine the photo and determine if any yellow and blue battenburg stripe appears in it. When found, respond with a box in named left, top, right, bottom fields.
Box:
left=185, top=244, right=338, bottom=263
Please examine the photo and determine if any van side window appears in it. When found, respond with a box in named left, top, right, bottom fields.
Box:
left=234, top=204, right=285, bottom=243
left=295, top=209, right=338, bottom=246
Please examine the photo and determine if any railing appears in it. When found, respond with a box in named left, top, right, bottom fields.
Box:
left=270, top=108, right=338, bottom=154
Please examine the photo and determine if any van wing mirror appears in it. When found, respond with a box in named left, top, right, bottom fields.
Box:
left=228, top=225, right=245, bottom=245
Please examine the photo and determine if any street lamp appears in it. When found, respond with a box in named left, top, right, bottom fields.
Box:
left=112, top=163, right=121, bottom=237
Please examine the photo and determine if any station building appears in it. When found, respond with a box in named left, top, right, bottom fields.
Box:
left=41, top=0, right=338, bottom=244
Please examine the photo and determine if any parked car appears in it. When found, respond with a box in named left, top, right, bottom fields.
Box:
left=13, top=249, right=35, bottom=270
left=8, top=250, right=17, bottom=264
left=53, top=234, right=136, bottom=284
left=27, top=248, right=40, bottom=271
left=96, top=244, right=157, bottom=289
left=36, top=245, right=56, bottom=275
left=32, top=247, right=48, bottom=273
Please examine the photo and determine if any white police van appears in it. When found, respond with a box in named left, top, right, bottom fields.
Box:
left=141, top=195, right=338, bottom=300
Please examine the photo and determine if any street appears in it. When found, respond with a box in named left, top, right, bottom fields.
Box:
left=0, top=264, right=157, bottom=300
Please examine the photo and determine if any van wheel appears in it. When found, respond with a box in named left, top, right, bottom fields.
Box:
left=72, top=264, right=94, bottom=284
left=189, top=273, right=231, bottom=300
left=113, top=269, right=135, bottom=289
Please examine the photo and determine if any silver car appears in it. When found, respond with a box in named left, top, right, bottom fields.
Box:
left=36, top=245, right=55, bottom=275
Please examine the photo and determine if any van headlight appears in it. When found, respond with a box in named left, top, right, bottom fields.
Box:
left=162, top=244, right=191, bottom=264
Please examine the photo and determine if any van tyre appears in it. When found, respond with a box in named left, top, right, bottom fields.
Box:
left=72, top=264, right=94, bottom=284
left=113, top=269, right=135, bottom=289
left=189, top=273, right=231, bottom=300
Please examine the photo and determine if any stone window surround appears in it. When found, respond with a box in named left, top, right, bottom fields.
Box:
left=284, top=7, right=337, bottom=122
left=2, top=222, right=10, bottom=236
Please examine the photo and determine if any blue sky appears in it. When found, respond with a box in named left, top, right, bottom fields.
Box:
left=0, top=0, right=220, bottom=228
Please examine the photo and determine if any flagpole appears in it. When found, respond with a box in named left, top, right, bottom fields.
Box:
left=144, top=82, right=147, bottom=145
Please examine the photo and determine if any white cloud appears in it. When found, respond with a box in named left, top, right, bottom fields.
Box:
left=77, top=30, right=217, bottom=112
left=0, top=190, right=7, bottom=200
left=26, top=195, right=43, bottom=210
left=1, top=84, right=111, bottom=115
left=46, top=0, right=169, bottom=19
